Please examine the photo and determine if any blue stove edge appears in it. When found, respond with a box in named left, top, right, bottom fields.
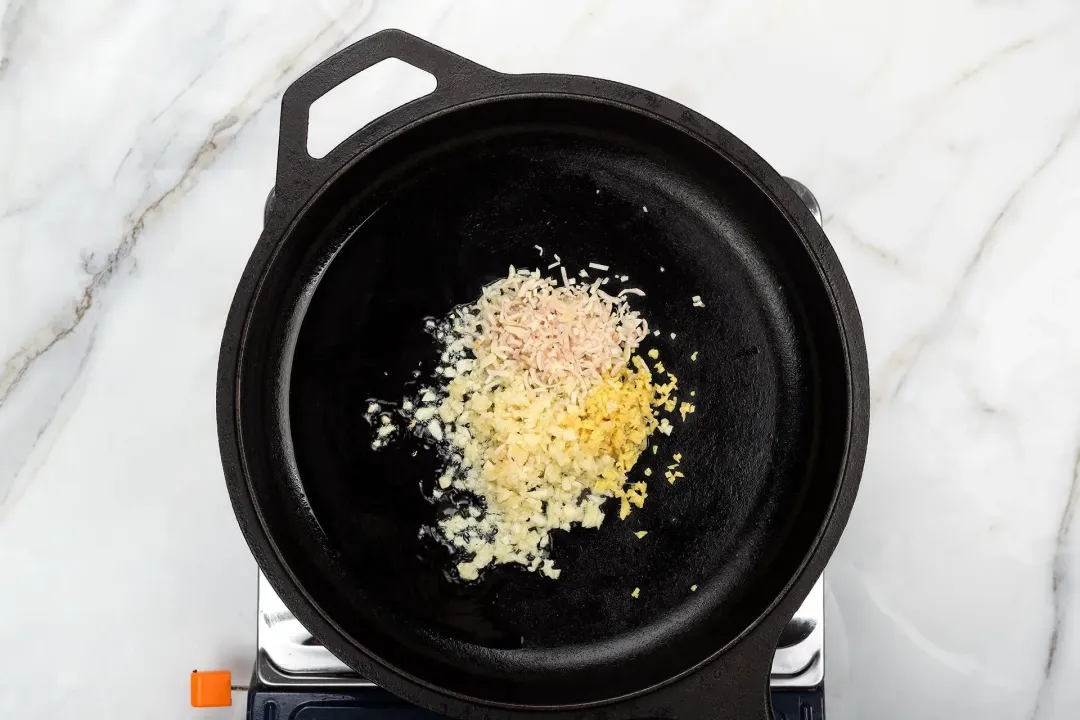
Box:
left=245, top=675, right=825, bottom=720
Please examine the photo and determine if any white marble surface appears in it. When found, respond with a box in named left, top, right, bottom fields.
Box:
left=2, top=0, right=1080, bottom=717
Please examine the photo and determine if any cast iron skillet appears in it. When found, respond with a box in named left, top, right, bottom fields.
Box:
left=218, top=30, right=869, bottom=720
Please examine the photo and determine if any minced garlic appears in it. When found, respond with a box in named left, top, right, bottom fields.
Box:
left=432, top=355, right=666, bottom=576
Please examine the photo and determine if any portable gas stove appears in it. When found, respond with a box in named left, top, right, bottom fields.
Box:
left=209, top=179, right=827, bottom=720
left=247, top=569, right=823, bottom=720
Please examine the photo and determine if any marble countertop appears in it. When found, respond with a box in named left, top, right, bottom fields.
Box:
left=3, top=0, right=1079, bottom=718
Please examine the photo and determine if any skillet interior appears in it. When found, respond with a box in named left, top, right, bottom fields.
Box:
left=236, top=96, right=850, bottom=705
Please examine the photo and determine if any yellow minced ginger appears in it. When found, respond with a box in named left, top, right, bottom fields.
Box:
left=578, top=356, right=671, bottom=518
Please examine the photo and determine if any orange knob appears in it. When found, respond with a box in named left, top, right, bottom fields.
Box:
left=190, top=670, right=233, bottom=708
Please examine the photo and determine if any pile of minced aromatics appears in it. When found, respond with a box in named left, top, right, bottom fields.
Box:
left=366, top=265, right=695, bottom=580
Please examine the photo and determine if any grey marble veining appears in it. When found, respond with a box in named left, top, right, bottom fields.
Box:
left=2, top=1, right=1080, bottom=718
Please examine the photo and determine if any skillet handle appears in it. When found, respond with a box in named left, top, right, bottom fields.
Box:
left=273, top=29, right=499, bottom=213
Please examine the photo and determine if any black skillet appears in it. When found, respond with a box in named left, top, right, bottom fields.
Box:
left=218, top=29, right=869, bottom=720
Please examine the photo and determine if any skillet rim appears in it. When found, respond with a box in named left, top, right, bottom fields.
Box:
left=218, top=61, right=870, bottom=716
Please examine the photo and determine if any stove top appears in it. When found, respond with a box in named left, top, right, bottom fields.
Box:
left=255, top=571, right=823, bottom=690
left=237, top=177, right=826, bottom=720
